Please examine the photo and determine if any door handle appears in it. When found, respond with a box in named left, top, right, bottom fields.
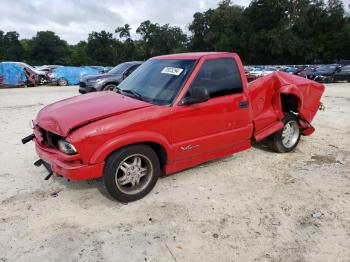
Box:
left=239, top=101, right=249, bottom=108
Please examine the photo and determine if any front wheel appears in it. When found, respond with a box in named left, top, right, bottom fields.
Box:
left=268, top=113, right=301, bottom=153
left=103, top=144, right=160, bottom=202
left=103, top=84, right=118, bottom=91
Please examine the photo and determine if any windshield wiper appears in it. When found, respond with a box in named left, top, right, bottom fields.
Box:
left=114, top=86, right=122, bottom=94
left=121, top=89, right=143, bottom=100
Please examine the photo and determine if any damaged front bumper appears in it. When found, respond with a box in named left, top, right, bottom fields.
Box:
left=22, top=133, right=104, bottom=180
left=34, top=139, right=104, bottom=180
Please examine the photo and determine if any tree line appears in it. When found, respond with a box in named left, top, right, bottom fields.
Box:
left=0, top=0, right=349, bottom=66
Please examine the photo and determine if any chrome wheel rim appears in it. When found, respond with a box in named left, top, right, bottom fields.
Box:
left=282, top=120, right=300, bottom=148
left=59, top=79, right=66, bottom=86
left=115, top=154, right=153, bottom=195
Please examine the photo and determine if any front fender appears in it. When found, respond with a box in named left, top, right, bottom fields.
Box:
left=89, top=131, right=172, bottom=164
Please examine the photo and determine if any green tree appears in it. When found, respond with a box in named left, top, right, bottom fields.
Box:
left=69, top=41, right=94, bottom=66
left=189, top=1, right=245, bottom=56
left=0, top=31, right=5, bottom=60
left=27, top=31, right=70, bottom=64
left=86, top=31, right=119, bottom=65
left=136, top=20, right=187, bottom=58
left=115, top=24, right=131, bottom=39
left=2, top=31, right=24, bottom=61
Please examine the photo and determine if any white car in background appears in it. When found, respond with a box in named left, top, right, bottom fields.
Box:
left=250, top=66, right=277, bottom=77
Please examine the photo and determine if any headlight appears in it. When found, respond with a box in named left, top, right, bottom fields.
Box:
left=58, top=139, right=77, bottom=155
left=88, top=78, right=103, bottom=83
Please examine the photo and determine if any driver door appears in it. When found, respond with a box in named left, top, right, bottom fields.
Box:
left=171, top=57, right=251, bottom=162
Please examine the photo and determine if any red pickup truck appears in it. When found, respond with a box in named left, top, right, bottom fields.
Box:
left=22, top=52, right=324, bottom=202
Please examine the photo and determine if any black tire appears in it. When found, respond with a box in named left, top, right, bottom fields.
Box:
left=58, top=78, right=68, bottom=86
left=38, top=76, right=45, bottom=85
left=103, top=144, right=160, bottom=202
left=328, top=76, right=335, bottom=83
left=103, top=84, right=117, bottom=91
left=268, top=113, right=301, bottom=153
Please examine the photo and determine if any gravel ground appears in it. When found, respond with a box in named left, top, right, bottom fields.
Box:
left=0, top=83, right=349, bottom=262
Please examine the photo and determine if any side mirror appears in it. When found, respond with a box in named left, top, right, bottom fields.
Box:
left=181, top=86, right=210, bottom=105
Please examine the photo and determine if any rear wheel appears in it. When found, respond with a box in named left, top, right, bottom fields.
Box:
left=268, top=113, right=301, bottom=153
left=103, top=145, right=160, bottom=202
left=38, top=76, right=46, bottom=85
left=58, top=78, right=68, bottom=86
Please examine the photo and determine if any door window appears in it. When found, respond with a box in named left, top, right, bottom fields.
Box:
left=188, top=58, right=243, bottom=98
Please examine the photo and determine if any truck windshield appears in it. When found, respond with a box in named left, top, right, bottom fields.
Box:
left=117, top=59, right=197, bottom=105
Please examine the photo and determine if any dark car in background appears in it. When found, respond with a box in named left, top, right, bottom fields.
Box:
left=79, top=61, right=143, bottom=94
left=283, top=66, right=307, bottom=75
left=298, top=65, right=318, bottom=78
left=334, top=65, right=350, bottom=82
left=305, top=64, right=341, bottom=83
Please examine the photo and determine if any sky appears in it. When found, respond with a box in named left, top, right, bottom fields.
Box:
left=0, top=0, right=349, bottom=44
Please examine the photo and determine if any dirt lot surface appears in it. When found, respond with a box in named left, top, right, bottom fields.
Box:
left=0, top=83, right=349, bottom=262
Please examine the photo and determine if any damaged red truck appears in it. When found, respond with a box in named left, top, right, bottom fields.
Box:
left=22, top=52, right=324, bottom=202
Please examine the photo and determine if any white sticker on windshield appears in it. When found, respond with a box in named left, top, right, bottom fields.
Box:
left=161, top=67, right=184, bottom=76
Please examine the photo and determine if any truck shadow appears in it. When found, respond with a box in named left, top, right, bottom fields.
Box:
left=251, top=140, right=275, bottom=153
left=48, top=140, right=277, bottom=202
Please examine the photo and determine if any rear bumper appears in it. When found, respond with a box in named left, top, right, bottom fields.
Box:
left=34, top=139, right=104, bottom=180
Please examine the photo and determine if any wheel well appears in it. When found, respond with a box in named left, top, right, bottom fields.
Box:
left=104, top=82, right=119, bottom=87
left=280, top=94, right=299, bottom=113
left=106, top=142, right=167, bottom=172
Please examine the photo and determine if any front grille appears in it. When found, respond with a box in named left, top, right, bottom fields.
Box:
left=79, top=82, right=86, bottom=88
left=39, top=128, right=61, bottom=149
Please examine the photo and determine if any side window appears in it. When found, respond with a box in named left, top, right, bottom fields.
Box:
left=188, top=58, right=243, bottom=98
left=125, top=65, right=139, bottom=77
left=342, top=65, right=350, bottom=72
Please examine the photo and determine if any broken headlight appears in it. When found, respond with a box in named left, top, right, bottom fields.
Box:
left=58, top=139, right=77, bottom=155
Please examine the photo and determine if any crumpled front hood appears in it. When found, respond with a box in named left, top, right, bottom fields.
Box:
left=36, top=92, right=153, bottom=136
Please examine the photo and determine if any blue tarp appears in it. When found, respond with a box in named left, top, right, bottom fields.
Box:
left=0, top=62, right=27, bottom=87
left=52, top=66, right=100, bottom=85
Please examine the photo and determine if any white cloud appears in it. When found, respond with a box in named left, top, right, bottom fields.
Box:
left=0, top=0, right=253, bottom=44
left=0, top=0, right=347, bottom=44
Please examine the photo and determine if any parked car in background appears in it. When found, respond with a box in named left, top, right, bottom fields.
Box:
left=333, top=65, right=350, bottom=82
left=298, top=65, right=318, bottom=78
left=89, top=66, right=113, bottom=74
left=48, top=66, right=100, bottom=86
left=23, top=52, right=324, bottom=202
left=35, top=65, right=62, bottom=74
left=246, top=66, right=277, bottom=82
left=5, top=62, right=49, bottom=85
left=282, top=66, right=307, bottom=75
left=305, top=64, right=341, bottom=83
left=79, top=61, right=143, bottom=94
left=0, top=62, right=28, bottom=87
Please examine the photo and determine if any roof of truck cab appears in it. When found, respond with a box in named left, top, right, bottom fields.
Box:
left=152, top=52, right=232, bottom=60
